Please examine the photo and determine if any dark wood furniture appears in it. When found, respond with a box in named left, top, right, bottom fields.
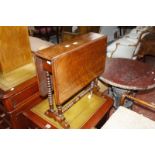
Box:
left=0, top=27, right=41, bottom=128
left=138, top=30, right=155, bottom=57
left=61, top=26, right=100, bottom=42
left=32, top=26, right=61, bottom=43
left=100, top=58, right=155, bottom=90
left=23, top=95, right=113, bottom=129
left=118, top=26, right=136, bottom=36
left=117, top=54, right=155, bottom=118
left=0, top=77, right=41, bottom=128
left=23, top=32, right=113, bottom=129
left=100, top=58, right=155, bottom=108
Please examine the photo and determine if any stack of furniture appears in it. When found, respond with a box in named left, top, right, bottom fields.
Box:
left=0, top=27, right=54, bottom=128
left=29, top=26, right=61, bottom=43
left=61, top=26, right=100, bottom=42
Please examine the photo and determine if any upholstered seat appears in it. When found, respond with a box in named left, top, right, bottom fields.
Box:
left=107, top=38, right=137, bottom=52
left=102, top=106, right=155, bottom=129
left=107, top=38, right=140, bottom=59
left=129, top=26, right=151, bottom=34
left=125, top=30, right=150, bottom=41
left=106, top=27, right=151, bottom=59
left=107, top=44, right=139, bottom=59
left=29, top=36, right=54, bottom=52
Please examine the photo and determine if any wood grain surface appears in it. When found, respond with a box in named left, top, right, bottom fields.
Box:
left=52, top=34, right=107, bottom=104
left=100, top=58, right=155, bottom=90
left=0, top=26, right=32, bottom=74
left=35, top=33, right=107, bottom=105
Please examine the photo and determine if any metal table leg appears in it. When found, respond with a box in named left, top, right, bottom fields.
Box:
left=108, top=86, right=134, bottom=109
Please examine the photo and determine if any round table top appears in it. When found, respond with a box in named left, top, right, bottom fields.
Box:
left=100, top=58, right=155, bottom=90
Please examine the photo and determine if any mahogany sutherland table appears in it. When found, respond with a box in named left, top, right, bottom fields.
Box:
left=23, top=32, right=114, bottom=129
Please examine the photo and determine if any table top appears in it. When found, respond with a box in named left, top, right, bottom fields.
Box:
left=100, top=58, right=155, bottom=90
left=35, top=32, right=106, bottom=61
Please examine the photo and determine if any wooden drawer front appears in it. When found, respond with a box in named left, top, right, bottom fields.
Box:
left=10, top=82, right=39, bottom=110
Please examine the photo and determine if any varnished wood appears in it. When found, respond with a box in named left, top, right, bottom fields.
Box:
left=100, top=58, right=155, bottom=90
left=62, top=26, right=100, bottom=42
left=31, top=32, right=109, bottom=128
left=33, top=55, right=48, bottom=97
left=0, top=27, right=41, bottom=128
left=0, top=26, right=32, bottom=74
left=1, top=77, right=38, bottom=111
left=0, top=76, right=41, bottom=128
left=52, top=38, right=106, bottom=104
left=23, top=95, right=113, bottom=129
left=35, top=33, right=106, bottom=61
left=35, top=32, right=107, bottom=105
left=138, top=31, right=155, bottom=57
left=121, top=88, right=155, bottom=112
left=45, top=109, right=70, bottom=128
left=45, top=71, right=54, bottom=111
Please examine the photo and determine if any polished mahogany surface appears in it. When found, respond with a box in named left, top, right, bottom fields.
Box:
left=35, top=32, right=106, bottom=61
left=34, top=32, right=107, bottom=105
left=52, top=35, right=106, bottom=105
left=100, top=58, right=155, bottom=90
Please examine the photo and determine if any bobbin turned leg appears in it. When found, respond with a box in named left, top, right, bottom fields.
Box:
left=89, top=81, right=95, bottom=98
left=92, top=79, right=102, bottom=96
left=45, top=71, right=70, bottom=128
left=46, top=71, right=54, bottom=112
left=45, top=71, right=57, bottom=121
left=94, top=78, right=100, bottom=92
